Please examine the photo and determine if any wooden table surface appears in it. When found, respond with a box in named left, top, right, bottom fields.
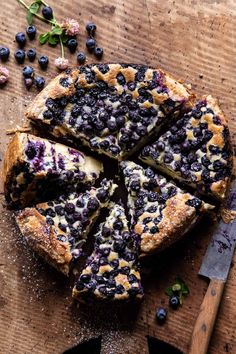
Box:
left=0, top=1, right=235, bottom=353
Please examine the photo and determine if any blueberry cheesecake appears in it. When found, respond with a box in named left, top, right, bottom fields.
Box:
left=16, top=179, right=117, bottom=275
left=25, top=64, right=193, bottom=160
left=73, top=203, right=144, bottom=302
left=121, top=161, right=213, bottom=255
left=140, top=96, right=233, bottom=200
left=3, top=133, right=103, bottom=208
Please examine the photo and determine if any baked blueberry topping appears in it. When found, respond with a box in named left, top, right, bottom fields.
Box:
left=185, top=198, right=202, bottom=210
left=140, top=96, right=232, bottom=199
left=73, top=204, right=143, bottom=302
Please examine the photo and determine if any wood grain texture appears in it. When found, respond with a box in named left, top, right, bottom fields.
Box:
left=189, top=279, right=225, bottom=354
left=0, top=1, right=236, bottom=354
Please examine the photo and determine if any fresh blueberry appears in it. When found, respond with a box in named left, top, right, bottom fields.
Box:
left=156, top=308, right=167, bottom=324
left=86, top=38, right=96, bottom=52
left=150, top=226, right=158, bottom=234
left=96, top=188, right=108, bottom=202
left=15, top=32, right=26, bottom=48
left=34, top=76, right=45, bottom=90
left=77, top=52, right=86, bottom=64
left=186, top=197, right=202, bottom=210
left=156, top=141, right=165, bottom=151
left=24, top=78, right=34, bottom=89
left=22, top=66, right=34, bottom=78
left=94, top=46, right=103, bottom=59
left=0, top=47, right=10, bottom=61
left=87, top=198, right=99, bottom=211
left=86, top=23, right=96, bottom=36
left=25, top=144, right=36, bottom=159
left=26, top=25, right=37, bottom=40
left=42, top=6, right=53, bottom=20
left=169, top=295, right=180, bottom=309
left=27, top=48, right=36, bottom=62
left=67, top=38, right=78, bottom=53
left=213, top=160, right=225, bottom=171
left=80, top=274, right=91, bottom=283
left=113, top=220, right=123, bottom=230
left=14, top=49, right=25, bottom=64
left=38, top=55, right=49, bottom=70
left=130, top=180, right=140, bottom=192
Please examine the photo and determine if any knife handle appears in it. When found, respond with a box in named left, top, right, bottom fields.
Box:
left=188, top=279, right=225, bottom=354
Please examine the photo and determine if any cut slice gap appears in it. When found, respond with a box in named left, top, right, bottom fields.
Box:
left=120, top=161, right=214, bottom=255
left=3, top=132, right=103, bottom=208
left=140, top=95, right=233, bottom=201
left=16, top=179, right=117, bottom=276
left=73, top=203, right=144, bottom=302
left=26, top=64, right=193, bottom=161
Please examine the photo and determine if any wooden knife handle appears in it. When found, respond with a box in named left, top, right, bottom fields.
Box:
left=188, top=279, right=225, bottom=354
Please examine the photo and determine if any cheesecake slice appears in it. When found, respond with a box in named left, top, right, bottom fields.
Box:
left=140, top=96, right=233, bottom=200
left=16, top=179, right=117, bottom=275
left=3, top=132, right=103, bottom=208
left=26, top=64, right=193, bottom=160
left=121, top=161, right=213, bottom=255
left=73, top=203, right=143, bottom=302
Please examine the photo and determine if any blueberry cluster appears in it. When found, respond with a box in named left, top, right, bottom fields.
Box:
left=85, top=23, right=103, bottom=59
left=0, top=24, right=48, bottom=89
left=5, top=134, right=100, bottom=208
left=140, top=98, right=232, bottom=195
left=41, top=64, right=181, bottom=159
left=36, top=180, right=113, bottom=260
left=12, top=26, right=48, bottom=90
left=74, top=204, right=143, bottom=301
left=121, top=161, right=203, bottom=239
left=122, top=162, right=174, bottom=233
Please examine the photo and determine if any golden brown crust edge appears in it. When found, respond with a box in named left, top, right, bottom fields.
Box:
left=25, top=64, right=194, bottom=121
left=16, top=208, right=72, bottom=275
left=2, top=133, right=25, bottom=189
left=137, top=194, right=208, bottom=255
left=206, top=95, right=233, bottom=199
left=25, top=68, right=79, bottom=121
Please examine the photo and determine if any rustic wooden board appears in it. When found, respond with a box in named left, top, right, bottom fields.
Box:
left=0, top=0, right=236, bottom=353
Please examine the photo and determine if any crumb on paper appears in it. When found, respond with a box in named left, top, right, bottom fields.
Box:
left=221, top=208, right=236, bottom=224
left=6, top=125, right=31, bottom=135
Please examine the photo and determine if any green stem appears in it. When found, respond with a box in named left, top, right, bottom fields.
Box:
left=41, top=0, right=49, bottom=6
left=16, top=0, right=54, bottom=24
left=59, top=35, right=64, bottom=58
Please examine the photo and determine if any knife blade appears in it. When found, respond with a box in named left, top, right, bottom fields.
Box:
left=189, top=179, right=236, bottom=354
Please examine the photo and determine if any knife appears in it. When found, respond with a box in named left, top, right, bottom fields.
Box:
left=189, top=180, right=236, bottom=354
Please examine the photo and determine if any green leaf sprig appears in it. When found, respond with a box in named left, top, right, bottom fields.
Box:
left=16, top=0, right=69, bottom=58
left=165, top=277, right=189, bottom=305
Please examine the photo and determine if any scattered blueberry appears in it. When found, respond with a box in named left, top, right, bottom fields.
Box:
left=34, top=76, right=45, bottom=90
left=169, top=295, right=180, bottom=310
left=94, top=46, right=103, bottom=59
left=0, top=47, right=10, bottom=61
left=27, top=48, right=36, bottom=62
left=67, top=38, right=78, bottom=53
left=86, top=23, right=97, bottom=36
left=38, top=55, right=49, bottom=70
left=77, top=52, right=86, bottom=64
left=15, top=32, right=26, bottom=48
left=42, top=6, right=53, bottom=20
left=86, top=38, right=96, bottom=52
left=156, top=308, right=167, bottom=324
left=14, top=49, right=25, bottom=64
left=24, top=77, right=33, bottom=89
left=22, top=66, right=34, bottom=78
left=26, top=25, right=37, bottom=40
